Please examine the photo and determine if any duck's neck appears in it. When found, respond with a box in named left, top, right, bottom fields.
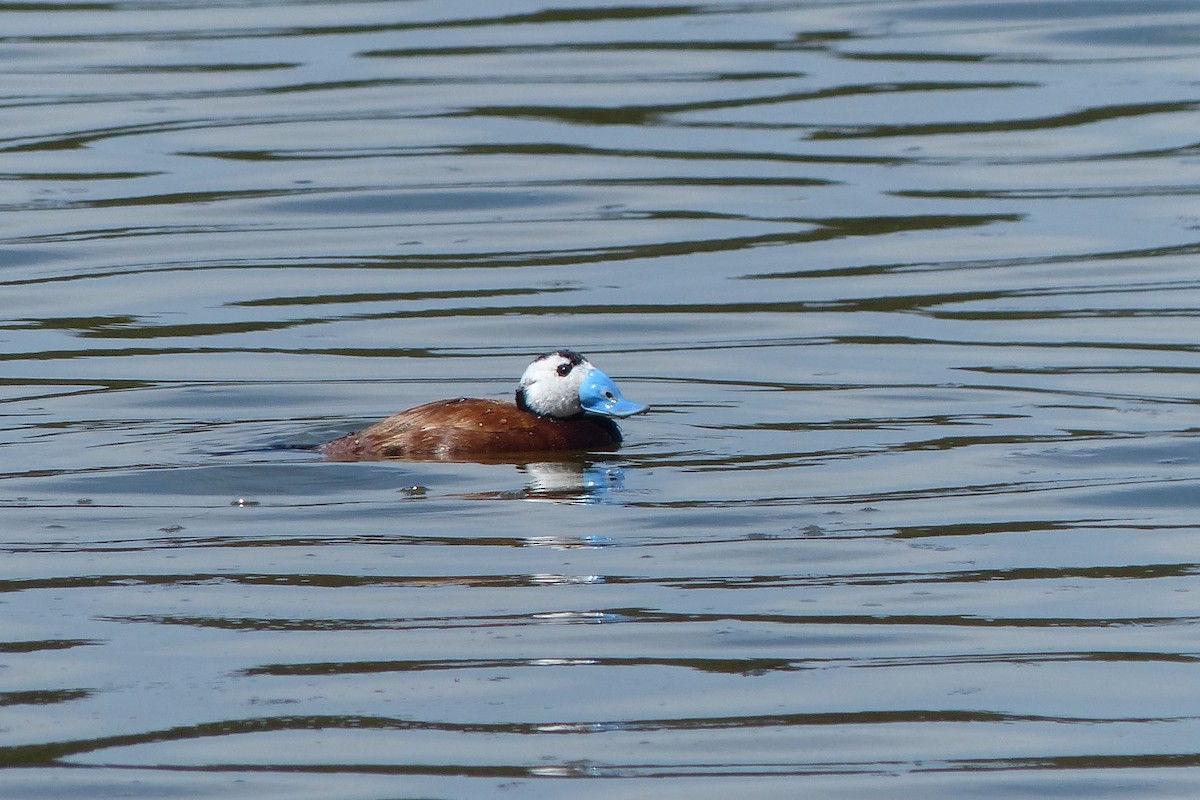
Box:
left=515, top=389, right=593, bottom=423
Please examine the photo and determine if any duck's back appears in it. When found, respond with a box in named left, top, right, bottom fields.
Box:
left=322, top=398, right=622, bottom=461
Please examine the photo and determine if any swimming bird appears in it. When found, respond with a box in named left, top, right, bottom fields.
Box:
left=322, top=350, right=647, bottom=461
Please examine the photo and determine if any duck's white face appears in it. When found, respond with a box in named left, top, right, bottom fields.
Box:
left=517, top=350, right=648, bottom=420
left=517, top=351, right=590, bottom=418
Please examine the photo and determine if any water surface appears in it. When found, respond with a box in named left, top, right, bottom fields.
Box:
left=3, top=1, right=1200, bottom=798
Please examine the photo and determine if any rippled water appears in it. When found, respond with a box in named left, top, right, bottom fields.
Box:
left=4, top=1, right=1200, bottom=797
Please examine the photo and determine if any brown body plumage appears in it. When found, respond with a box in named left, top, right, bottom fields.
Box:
left=321, top=398, right=623, bottom=462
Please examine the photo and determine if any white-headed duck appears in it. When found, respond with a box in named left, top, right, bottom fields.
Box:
left=322, top=349, right=648, bottom=461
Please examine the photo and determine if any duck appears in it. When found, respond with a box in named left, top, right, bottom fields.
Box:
left=322, top=349, right=648, bottom=461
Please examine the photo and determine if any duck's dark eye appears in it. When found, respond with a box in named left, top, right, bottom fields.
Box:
left=556, top=362, right=573, bottom=377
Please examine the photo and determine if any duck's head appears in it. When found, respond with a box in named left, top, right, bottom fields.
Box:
left=516, top=350, right=649, bottom=420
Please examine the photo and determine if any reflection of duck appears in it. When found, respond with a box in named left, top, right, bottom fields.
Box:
left=322, top=350, right=648, bottom=461
left=456, top=461, right=628, bottom=505
left=522, top=460, right=626, bottom=496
